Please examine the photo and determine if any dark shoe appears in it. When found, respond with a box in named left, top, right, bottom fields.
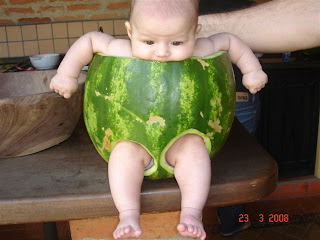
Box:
left=220, top=221, right=251, bottom=237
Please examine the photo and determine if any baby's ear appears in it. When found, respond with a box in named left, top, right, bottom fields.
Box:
left=125, top=21, right=132, bottom=39
left=196, top=24, right=202, bottom=36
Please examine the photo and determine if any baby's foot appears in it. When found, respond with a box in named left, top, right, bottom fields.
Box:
left=177, top=207, right=206, bottom=240
left=113, top=209, right=142, bottom=239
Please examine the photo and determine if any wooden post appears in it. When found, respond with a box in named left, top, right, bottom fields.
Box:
left=315, top=112, right=320, bottom=178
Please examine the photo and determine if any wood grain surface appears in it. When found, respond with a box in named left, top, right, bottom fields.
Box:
left=0, top=118, right=278, bottom=224
left=0, top=70, right=86, bottom=158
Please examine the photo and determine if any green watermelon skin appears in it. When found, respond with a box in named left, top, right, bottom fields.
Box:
left=84, top=52, right=235, bottom=180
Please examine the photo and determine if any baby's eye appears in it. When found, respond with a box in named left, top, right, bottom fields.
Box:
left=172, top=41, right=183, bottom=46
left=144, top=40, right=154, bottom=45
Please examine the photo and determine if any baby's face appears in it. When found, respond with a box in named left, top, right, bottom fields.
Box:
left=126, top=14, right=201, bottom=62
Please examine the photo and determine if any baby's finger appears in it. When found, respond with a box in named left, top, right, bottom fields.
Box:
left=64, top=92, right=71, bottom=99
left=57, top=89, right=64, bottom=96
left=50, top=82, right=57, bottom=91
left=249, top=89, right=257, bottom=94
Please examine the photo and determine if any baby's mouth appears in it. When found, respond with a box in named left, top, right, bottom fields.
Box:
left=154, top=58, right=168, bottom=62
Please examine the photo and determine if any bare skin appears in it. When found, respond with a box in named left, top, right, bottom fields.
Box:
left=109, top=134, right=210, bottom=240
left=108, top=141, right=151, bottom=239
left=50, top=1, right=267, bottom=239
left=198, top=0, right=320, bottom=53
left=166, top=134, right=211, bottom=239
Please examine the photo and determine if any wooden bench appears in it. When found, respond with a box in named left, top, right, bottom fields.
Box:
left=0, top=117, right=278, bottom=239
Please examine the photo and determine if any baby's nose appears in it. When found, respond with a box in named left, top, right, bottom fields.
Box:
left=155, top=44, right=170, bottom=57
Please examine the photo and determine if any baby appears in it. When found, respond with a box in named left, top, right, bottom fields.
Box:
left=50, top=0, right=267, bottom=239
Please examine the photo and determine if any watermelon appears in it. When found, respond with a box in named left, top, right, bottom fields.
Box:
left=83, top=51, right=235, bottom=180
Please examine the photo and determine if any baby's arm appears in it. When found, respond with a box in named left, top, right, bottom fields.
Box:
left=195, top=33, right=267, bottom=94
left=50, top=32, right=114, bottom=98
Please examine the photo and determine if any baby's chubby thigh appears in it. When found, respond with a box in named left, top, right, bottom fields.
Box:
left=110, top=140, right=153, bottom=169
left=165, top=134, right=210, bottom=168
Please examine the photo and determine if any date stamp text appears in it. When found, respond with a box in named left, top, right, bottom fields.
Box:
left=239, top=214, right=290, bottom=223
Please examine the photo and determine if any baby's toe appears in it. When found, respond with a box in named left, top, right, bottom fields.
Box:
left=124, top=226, right=132, bottom=234
left=177, top=223, right=187, bottom=232
left=187, top=224, right=194, bottom=233
left=200, top=230, right=206, bottom=240
left=119, top=226, right=130, bottom=238
left=113, top=229, right=119, bottom=239
left=133, top=228, right=142, bottom=237
left=118, top=227, right=125, bottom=237
left=192, top=226, right=199, bottom=235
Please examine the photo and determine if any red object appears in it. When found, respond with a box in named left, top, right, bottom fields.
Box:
left=15, top=65, right=36, bottom=71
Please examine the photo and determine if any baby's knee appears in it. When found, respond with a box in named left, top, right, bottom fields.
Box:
left=180, top=134, right=204, bottom=146
left=175, top=134, right=206, bottom=153
left=166, top=134, right=206, bottom=165
left=113, top=141, right=152, bottom=167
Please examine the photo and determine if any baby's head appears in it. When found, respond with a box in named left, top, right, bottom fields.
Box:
left=125, top=0, right=201, bottom=62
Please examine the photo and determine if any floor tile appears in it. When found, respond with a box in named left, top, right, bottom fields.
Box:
left=284, top=224, right=308, bottom=239
left=257, top=228, right=301, bottom=240
left=206, top=233, right=237, bottom=240
left=292, top=222, right=314, bottom=230
left=306, top=222, right=320, bottom=232
left=294, top=182, right=309, bottom=197
left=233, top=228, right=264, bottom=240
left=269, top=224, right=290, bottom=234
left=279, top=184, right=294, bottom=198
left=303, top=230, right=320, bottom=240
left=295, top=197, right=319, bottom=214
left=308, top=181, right=320, bottom=195
left=308, top=195, right=320, bottom=212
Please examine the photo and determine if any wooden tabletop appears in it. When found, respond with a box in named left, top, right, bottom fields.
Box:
left=0, top=118, right=277, bottom=225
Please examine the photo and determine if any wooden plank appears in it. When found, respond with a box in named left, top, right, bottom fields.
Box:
left=0, top=118, right=277, bottom=224
left=315, top=112, right=320, bottom=178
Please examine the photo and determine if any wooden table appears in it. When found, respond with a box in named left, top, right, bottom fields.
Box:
left=0, top=117, right=277, bottom=238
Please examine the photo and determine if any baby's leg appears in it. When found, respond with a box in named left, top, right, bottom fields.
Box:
left=166, top=134, right=211, bottom=240
left=108, top=141, right=152, bottom=239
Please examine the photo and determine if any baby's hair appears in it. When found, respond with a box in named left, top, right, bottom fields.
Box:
left=130, top=0, right=199, bottom=23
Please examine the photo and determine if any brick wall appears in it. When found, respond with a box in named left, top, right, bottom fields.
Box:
left=0, top=0, right=131, bottom=58
left=0, top=0, right=131, bottom=25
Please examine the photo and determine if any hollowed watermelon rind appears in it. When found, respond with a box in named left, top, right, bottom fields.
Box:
left=84, top=52, right=235, bottom=180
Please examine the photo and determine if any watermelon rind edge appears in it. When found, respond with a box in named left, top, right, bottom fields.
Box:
left=96, top=51, right=226, bottom=61
left=158, top=128, right=212, bottom=176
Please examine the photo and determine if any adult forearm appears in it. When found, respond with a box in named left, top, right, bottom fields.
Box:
left=198, top=0, right=320, bottom=53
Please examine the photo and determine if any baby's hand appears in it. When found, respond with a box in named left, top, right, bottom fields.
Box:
left=242, top=69, right=268, bottom=94
left=50, top=73, right=78, bottom=99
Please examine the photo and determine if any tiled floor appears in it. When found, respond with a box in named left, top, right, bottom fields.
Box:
left=203, top=196, right=320, bottom=240
left=205, top=221, right=320, bottom=240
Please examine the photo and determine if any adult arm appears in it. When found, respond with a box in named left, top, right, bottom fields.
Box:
left=198, top=0, right=320, bottom=53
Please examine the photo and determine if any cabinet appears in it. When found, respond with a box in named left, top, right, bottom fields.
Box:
left=257, top=63, right=320, bottom=179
